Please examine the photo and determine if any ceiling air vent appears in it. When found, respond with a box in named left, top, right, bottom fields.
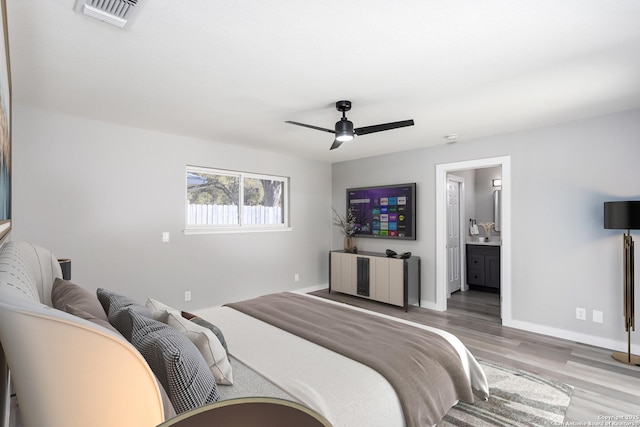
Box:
left=74, top=0, right=147, bottom=29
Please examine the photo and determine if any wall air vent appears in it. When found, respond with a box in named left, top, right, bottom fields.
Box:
left=74, top=0, right=147, bottom=29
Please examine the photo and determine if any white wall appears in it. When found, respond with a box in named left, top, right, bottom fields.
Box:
left=12, top=104, right=640, bottom=352
left=332, top=108, right=640, bottom=351
left=12, top=106, right=333, bottom=308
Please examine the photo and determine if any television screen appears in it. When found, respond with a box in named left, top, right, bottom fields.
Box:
left=346, top=183, right=416, bottom=240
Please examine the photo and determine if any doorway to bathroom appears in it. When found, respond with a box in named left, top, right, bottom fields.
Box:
left=435, top=156, right=511, bottom=323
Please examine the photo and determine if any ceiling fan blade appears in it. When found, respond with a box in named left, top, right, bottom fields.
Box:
left=330, top=139, right=343, bottom=150
left=354, top=119, right=414, bottom=136
left=285, top=121, right=335, bottom=134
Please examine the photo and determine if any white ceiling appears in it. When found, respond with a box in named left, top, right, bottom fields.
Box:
left=6, top=1, right=640, bottom=163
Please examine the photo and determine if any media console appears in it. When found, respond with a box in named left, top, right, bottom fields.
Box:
left=329, top=250, right=421, bottom=311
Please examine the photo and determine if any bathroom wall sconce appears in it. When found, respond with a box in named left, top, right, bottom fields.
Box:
left=492, top=179, right=502, bottom=187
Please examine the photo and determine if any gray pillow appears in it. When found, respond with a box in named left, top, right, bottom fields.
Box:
left=108, top=304, right=155, bottom=341
left=64, top=304, right=120, bottom=334
left=127, top=309, right=220, bottom=414
left=190, top=317, right=229, bottom=354
left=52, top=279, right=108, bottom=320
left=96, top=288, right=151, bottom=318
left=182, top=311, right=229, bottom=354
left=96, top=288, right=153, bottom=339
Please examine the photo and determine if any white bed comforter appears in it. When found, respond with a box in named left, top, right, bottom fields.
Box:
left=196, top=293, right=488, bottom=427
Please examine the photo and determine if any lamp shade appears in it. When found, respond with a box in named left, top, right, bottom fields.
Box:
left=604, top=201, right=640, bottom=230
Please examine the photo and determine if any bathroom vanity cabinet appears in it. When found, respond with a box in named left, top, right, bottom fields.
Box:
left=466, top=244, right=500, bottom=290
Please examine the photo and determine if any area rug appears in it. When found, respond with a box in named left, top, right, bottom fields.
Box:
left=438, top=360, right=574, bottom=427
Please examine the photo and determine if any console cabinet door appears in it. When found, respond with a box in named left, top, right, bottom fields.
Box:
left=388, top=258, right=405, bottom=307
left=374, top=258, right=390, bottom=303
left=330, top=252, right=354, bottom=294
left=374, top=258, right=405, bottom=306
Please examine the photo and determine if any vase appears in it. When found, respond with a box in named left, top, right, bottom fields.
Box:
left=343, top=236, right=354, bottom=252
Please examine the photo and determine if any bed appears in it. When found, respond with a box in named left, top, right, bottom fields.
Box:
left=0, top=240, right=488, bottom=427
left=196, top=291, right=489, bottom=427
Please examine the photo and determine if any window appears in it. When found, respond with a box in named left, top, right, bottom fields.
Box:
left=185, top=166, right=289, bottom=233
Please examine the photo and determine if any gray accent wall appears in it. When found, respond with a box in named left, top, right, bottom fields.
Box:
left=332, top=108, right=640, bottom=352
left=13, top=106, right=332, bottom=308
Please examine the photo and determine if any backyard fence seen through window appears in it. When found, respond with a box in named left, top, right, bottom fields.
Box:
left=187, top=203, right=283, bottom=226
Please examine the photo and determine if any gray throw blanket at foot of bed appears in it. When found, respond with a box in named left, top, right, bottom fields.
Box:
left=226, top=292, right=475, bottom=427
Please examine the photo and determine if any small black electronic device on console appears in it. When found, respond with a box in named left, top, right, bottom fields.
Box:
left=385, top=249, right=411, bottom=259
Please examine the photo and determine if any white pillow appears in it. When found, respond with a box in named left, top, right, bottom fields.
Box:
left=165, top=311, right=234, bottom=385
left=145, top=298, right=179, bottom=323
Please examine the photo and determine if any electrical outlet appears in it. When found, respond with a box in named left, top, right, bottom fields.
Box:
left=294, top=273, right=300, bottom=282
left=162, top=232, right=170, bottom=243
left=593, top=310, right=604, bottom=324
left=576, top=307, right=586, bottom=321
left=184, top=291, right=191, bottom=301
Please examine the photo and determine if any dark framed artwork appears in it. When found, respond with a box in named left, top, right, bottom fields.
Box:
left=0, top=0, right=10, bottom=244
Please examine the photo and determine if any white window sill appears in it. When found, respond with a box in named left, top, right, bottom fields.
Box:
left=184, top=227, right=292, bottom=235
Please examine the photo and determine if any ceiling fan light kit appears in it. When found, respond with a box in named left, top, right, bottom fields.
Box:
left=335, top=120, right=354, bottom=142
left=286, top=100, right=414, bottom=150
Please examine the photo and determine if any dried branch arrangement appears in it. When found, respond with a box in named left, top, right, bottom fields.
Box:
left=478, top=222, right=495, bottom=236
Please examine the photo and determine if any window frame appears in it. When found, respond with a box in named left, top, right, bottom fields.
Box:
left=184, top=166, right=291, bottom=234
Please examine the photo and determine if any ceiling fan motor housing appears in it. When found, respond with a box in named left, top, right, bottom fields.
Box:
left=335, top=118, right=354, bottom=134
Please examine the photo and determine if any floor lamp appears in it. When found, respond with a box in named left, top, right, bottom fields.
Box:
left=604, top=201, right=640, bottom=366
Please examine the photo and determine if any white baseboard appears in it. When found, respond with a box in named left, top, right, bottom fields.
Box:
left=420, top=299, right=441, bottom=311
left=504, top=318, right=640, bottom=354
left=421, top=298, right=639, bottom=354
left=292, top=283, right=328, bottom=294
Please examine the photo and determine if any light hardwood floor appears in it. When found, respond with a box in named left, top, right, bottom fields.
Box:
left=310, top=288, right=640, bottom=424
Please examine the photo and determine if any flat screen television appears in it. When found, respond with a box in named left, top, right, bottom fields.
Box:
left=346, top=183, right=416, bottom=240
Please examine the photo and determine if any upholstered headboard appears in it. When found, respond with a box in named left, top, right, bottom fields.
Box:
left=0, top=241, right=62, bottom=306
left=0, top=241, right=62, bottom=427
left=0, top=241, right=165, bottom=427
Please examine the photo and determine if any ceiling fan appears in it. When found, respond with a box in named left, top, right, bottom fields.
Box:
left=285, top=100, right=415, bottom=150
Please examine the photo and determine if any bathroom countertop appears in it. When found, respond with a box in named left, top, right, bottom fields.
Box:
left=466, top=237, right=501, bottom=246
